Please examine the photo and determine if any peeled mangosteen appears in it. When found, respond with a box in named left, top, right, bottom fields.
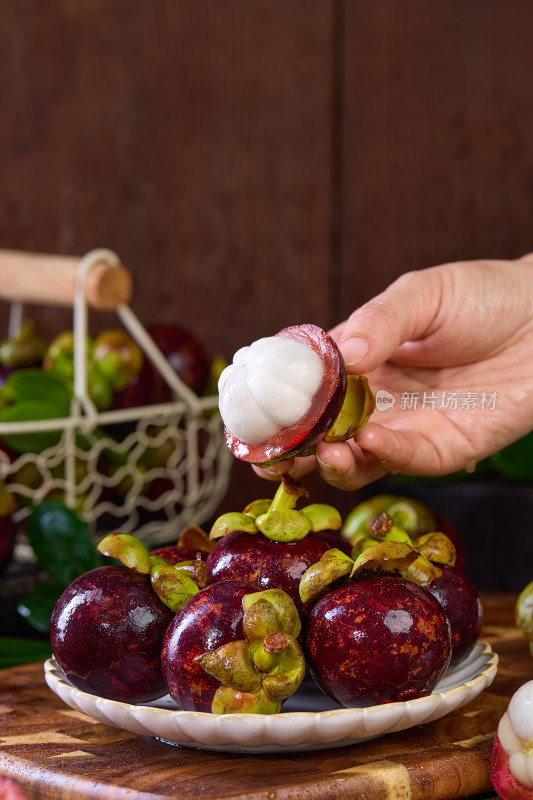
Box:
left=305, top=574, right=452, bottom=708
left=218, top=323, right=374, bottom=466
left=162, top=581, right=306, bottom=714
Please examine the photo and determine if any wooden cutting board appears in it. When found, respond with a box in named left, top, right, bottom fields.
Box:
left=0, top=592, right=529, bottom=800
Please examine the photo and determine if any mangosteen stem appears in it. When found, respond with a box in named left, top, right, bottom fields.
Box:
left=268, top=475, right=308, bottom=513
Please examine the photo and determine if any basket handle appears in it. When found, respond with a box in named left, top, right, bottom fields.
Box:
left=0, top=249, right=132, bottom=310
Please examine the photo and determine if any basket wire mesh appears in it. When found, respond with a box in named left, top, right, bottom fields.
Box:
left=0, top=250, right=233, bottom=545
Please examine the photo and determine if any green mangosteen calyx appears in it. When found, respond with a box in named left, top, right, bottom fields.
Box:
left=323, top=374, right=375, bottom=443
left=196, top=588, right=306, bottom=714
left=97, top=532, right=206, bottom=612
left=209, top=475, right=342, bottom=544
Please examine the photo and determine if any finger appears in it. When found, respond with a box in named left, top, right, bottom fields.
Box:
left=333, top=268, right=445, bottom=373
left=355, top=420, right=464, bottom=476
left=313, top=439, right=386, bottom=491
left=252, top=459, right=294, bottom=482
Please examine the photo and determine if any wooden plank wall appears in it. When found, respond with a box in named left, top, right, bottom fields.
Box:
left=1, top=0, right=533, bottom=514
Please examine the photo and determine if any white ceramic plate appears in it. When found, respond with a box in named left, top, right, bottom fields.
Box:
left=44, top=641, right=498, bottom=754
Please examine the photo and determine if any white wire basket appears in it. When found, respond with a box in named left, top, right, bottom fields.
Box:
left=0, top=249, right=233, bottom=545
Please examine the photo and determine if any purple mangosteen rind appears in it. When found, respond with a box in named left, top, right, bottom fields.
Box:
left=224, top=324, right=348, bottom=465
left=425, top=564, right=483, bottom=666
left=205, top=529, right=330, bottom=617
left=305, top=575, right=452, bottom=708
left=161, top=580, right=262, bottom=712
left=50, top=565, right=174, bottom=703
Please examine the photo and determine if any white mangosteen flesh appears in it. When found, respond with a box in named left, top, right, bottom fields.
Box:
left=218, top=336, right=324, bottom=444
left=497, top=680, right=533, bottom=789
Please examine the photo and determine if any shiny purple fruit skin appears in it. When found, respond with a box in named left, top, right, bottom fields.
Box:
left=150, top=545, right=206, bottom=564
left=161, top=580, right=258, bottom=712
left=50, top=565, right=174, bottom=703
left=426, top=565, right=483, bottom=666
left=306, top=575, right=452, bottom=708
left=205, top=531, right=330, bottom=616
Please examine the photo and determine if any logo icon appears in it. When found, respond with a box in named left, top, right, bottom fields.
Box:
left=375, top=389, right=396, bottom=411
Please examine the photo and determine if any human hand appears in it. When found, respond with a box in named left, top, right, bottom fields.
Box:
left=254, top=255, right=533, bottom=491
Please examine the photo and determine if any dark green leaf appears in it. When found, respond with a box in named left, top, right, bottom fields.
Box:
left=17, top=582, right=65, bottom=634
left=0, top=635, right=52, bottom=667
left=26, top=500, right=103, bottom=587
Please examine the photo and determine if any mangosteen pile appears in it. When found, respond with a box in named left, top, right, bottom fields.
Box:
left=50, top=479, right=483, bottom=714
left=49, top=324, right=483, bottom=715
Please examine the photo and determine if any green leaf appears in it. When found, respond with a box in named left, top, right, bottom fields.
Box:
left=0, top=399, right=69, bottom=453
left=26, top=500, right=102, bottom=587
left=17, top=582, right=64, bottom=634
left=0, top=635, right=52, bottom=667
left=6, top=369, right=72, bottom=406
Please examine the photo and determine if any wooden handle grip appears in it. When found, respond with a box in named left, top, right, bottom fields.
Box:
left=0, top=250, right=133, bottom=310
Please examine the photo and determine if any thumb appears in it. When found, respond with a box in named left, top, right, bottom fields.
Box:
left=332, top=267, right=445, bottom=373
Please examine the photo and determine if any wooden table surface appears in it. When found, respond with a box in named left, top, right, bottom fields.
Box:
left=0, top=592, right=529, bottom=800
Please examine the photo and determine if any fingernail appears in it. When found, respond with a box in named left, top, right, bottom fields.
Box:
left=316, top=455, right=339, bottom=476
left=340, top=337, right=370, bottom=367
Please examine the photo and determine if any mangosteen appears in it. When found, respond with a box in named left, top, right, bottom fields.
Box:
left=218, top=323, right=374, bottom=465
left=206, top=476, right=339, bottom=616
left=343, top=494, right=466, bottom=568
left=424, top=564, right=482, bottom=666
left=162, top=582, right=305, bottom=714
left=492, top=680, right=533, bottom=798
left=305, top=574, right=452, bottom=708
left=150, top=524, right=214, bottom=564
left=50, top=532, right=206, bottom=703
left=50, top=565, right=174, bottom=703
left=348, top=513, right=481, bottom=665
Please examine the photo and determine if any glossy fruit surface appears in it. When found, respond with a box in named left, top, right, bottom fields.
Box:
left=150, top=545, right=206, bottom=564
left=205, top=531, right=330, bottom=616
left=161, top=580, right=258, bottom=712
left=50, top=565, right=174, bottom=703
left=426, top=565, right=483, bottom=665
left=306, top=575, right=451, bottom=707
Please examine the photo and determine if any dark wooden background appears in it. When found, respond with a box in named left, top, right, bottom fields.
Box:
left=1, top=0, right=533, bottom=517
